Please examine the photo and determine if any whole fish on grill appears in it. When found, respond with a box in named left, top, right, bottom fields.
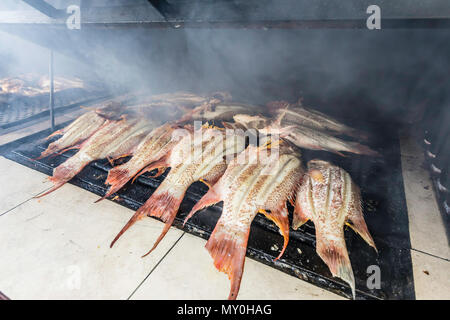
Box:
left=36, top=117, right=154, bottom=198
left=177, top=102, right=260, bottom=124
left=233, top=113, right=379, bottom=157
left=293, top=160, right=377, bottom=298
left=97, top=123, right=184, bottom=202
left=143, top=91, right=230, bottom=108
left=268, top=100, right=369, bottom=141
left=110, top=127, right=247, bottom=255
left=37, top=111, right=107, bottom=159
left=184, top=142, right=304, bottom=299
left=272, top=124, right=379, bottom=156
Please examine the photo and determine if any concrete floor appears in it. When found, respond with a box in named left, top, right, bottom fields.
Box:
left=0, top=113, right=448, bottom=300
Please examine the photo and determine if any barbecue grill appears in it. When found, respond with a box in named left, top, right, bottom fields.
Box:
left=0, top=0, right=449, bottom=300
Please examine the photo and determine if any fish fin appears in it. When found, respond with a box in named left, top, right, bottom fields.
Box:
left=34, top=180, right=66, bottom=198
left=346, top=217, right=377, bottom=253
left=346, top=142, right=380, bottom=157
left=184, top=183, right=223, bottom=226
left=292, top=203, right=309, bottom=230
left=199, top=178, right=212, bottom=189
left=45, top=129, right=63, bottom=140
left=333, top=151, right=348, bottom=157
left=258, top=205, right=290, bottom=261
left=111, top=153, right=131, bottom=163
left=56, top=145, right=80, bottom=155
left=138, top=185, right=187, bottom=255
left=110, top=206, right=147, bottom=248
left=35, top=145, right=58, bottom=160
left=347, top=183, right=377, bottom=253
left=36, top=142, right=80, bottom=160
left=346, top=129, right=369, bottom=142
left=205, top=225, right=249, bottom=300
left=34, top=156, right=88, bottom=198
left=131, top=159, right=168, bottom=183
left=315, top=227, right=355, bottom=298
left=222, top=121, right=234, bottom=129
left=96, top=167, right=132, bottom=203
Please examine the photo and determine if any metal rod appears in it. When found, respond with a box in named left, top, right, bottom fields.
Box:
left=49, top=49, right=55, bottom=131
left=22, top=0, right=62, bottom=18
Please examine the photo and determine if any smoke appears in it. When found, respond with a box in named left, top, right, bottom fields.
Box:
left=0, top=1, right=449, bottom=124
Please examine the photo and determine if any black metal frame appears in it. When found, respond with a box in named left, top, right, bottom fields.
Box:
left=0, top=0, right=448, bottom=29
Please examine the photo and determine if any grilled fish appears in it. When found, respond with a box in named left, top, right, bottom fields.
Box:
left=184, top=142, right=304, bottom=299
left=268, top=100, right=369, bottom=141
left=236, top=114, right=379, bottom=156
left=37, top=111, right=107, bottom=160
left=0, top=74, right=84, bottom=97
left=110, top=127, right=247, bottom=256
left=293, top=160, right=377, bottom=298
left=276, top=125, right=379, bottom=157
left=177, top=102, right=260, bottom=124
left=98, top=123, right=183, bottom=201
left=36, top=117, right=154, bottom=198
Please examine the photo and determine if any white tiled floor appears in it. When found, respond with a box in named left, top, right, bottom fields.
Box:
left=0, top=122, right=449, bottom=300
left=130, top=233, right=343, bottom=300
left=0, top=179, right=183, bottom=300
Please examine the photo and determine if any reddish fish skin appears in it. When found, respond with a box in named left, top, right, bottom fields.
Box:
left=98, top=123, right=183, bottom=201
left=36, top=118, right=153, bottom=198
left=184, top=143, right=304, bottom=300
left=37, top=111, right=107, bottom=160
left=110, top=127, right=246, bottom=256
left=293, top=160, right=377, bottom=298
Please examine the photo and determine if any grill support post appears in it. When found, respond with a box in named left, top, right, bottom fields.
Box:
left=49, top=49, right=55, bottom=131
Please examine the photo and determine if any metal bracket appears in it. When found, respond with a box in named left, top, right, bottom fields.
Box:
left=22, top=0, right=65, bottom=19
left=147, top=0, right=179, bottom=21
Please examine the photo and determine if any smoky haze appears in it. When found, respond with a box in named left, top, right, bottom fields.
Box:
left=0, top=1, right=449, bottom=125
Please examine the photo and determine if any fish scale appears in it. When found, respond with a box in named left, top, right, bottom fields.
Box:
left=37, top=111, right=107, bottom=159
left=99, top=123, right=182, bottom=201
left=294, top=160, right=377, bottom=298
left=185, top=143, right=304, bottom=299
left=109, top=128, right=246, bottom=256
left=36, top=117, right=154, bottom=198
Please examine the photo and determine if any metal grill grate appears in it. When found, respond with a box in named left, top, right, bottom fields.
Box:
left=0, top=88, right=106, bottom=128
left=0, top=118, right=416, bottom=300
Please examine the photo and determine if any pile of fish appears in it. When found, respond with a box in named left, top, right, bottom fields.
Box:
left=36, top=91, right=378, bottom=299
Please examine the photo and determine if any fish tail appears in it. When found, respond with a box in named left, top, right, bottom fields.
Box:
left=110, top=207, right=146, bottom=248
left=292, top=202, right=310, bottom=230
left=205, top=224, right=249, bottom=300
left=140, top=184, right=186, bottom=256
left=315, top=227, right=355, bottom=298
left=346, top=141, right=380, bottom=157
left=35, top=156, right=88, bottom=198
